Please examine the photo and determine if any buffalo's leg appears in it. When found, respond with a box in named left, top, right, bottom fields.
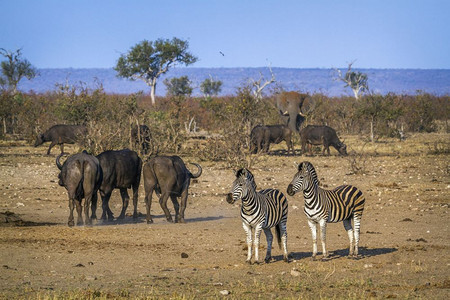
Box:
left=178, top=188, right=189, bottom=223
left=117, top=188, right=130, bottom=220
left=170, top=195, right=180, bottom=223
left=132, top=184, right=139, bottom=219
left=159, top=192, right=173, bottom=222
left=83, top=195, right=92, bottom=226
left=47, top=141, right=57, bottom=155
left=60, top=143, right=65, bottom=155
left=144, top=186, right=154, bottom=224
left=68, top=198, right=75, bottom=227
left=75, top=200, right=83, bottom=226
left=100, top=191, right=114, bottom=221
left=90, top=192, right=98, bottom=221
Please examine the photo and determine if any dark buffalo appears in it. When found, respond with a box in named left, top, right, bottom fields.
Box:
left=35, top=124, right=87, bottom=155
left=143, top=156, right=202, bottom=224
left=131, top=124, right=152, bottom=155
left=96, top=149, right=142, bottom=221
left=250, top=125, right=294, bottom=154
left=56, top=151, right=102, bottom=227
left=300, top=125, right=347, bottom=156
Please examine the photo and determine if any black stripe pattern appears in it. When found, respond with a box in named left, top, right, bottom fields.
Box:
left=227, top=168, right=288, bottom=264
left=287, top=161, right=365, bottom=259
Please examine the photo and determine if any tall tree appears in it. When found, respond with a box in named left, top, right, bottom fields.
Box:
left=0, top=48, right=37, bottom=94
left=335, top=61, right=368, bottom=99
left=115, top=38, right=197, bottom=105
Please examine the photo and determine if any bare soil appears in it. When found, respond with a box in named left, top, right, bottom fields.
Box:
left=0, top=133, right=449, bottom=299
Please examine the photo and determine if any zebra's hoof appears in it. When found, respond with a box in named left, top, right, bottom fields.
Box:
left=147, top=219, right=153, bottom=224
left=245, top=260, right=252, bottom=265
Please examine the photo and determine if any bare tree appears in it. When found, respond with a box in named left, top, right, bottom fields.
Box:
left=250, top=65, right=276, bottom=101
left=335, top=61, right=368, bottom=100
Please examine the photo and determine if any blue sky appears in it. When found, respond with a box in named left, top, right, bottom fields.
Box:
left=1, top=0, right=449, bottom=69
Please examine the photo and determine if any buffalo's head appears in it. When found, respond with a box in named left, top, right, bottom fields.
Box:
left=34, top=134, right=45, bottom=147
left=338, top=142, right=348, bottom=156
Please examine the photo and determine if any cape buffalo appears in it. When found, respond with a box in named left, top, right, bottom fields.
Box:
left=56, top=151, right=102, bottom=227
left=131, top=124, right=151, bottom=155
left=143, top=156, right=202, bottom=224
left=250, top=125, right=294, bottom=154
left=96, top=149, right=142, bottom=221
left=300, top=125, right=347, bottom=156
left=35, top=124, right=87, bottom=155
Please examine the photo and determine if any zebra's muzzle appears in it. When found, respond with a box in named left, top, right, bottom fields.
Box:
left=226, top=193, right=235, bottom=204
left=287, top=184, right=295, bottom=196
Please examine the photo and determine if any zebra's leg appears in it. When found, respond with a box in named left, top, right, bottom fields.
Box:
left=280, top=222, right=289, bottom=262
left=343, top=218, right=354, bottom=257
left=254, top=224, right=263, bottom=264
left=243, top=222, right=253, bottom=264
left=353, top=214, right=362, bottom=258
left=263, top=228, right=273, bottom=263
left=319, top=218, right=329, bottom=259
left=307, top=219, right=318, bottom=260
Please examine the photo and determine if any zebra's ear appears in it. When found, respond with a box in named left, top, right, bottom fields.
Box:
left=298, top=162, right=303, bottom=172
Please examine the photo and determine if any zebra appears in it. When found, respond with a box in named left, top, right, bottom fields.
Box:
left=226, top=168, right=289, bottom=264
left=287, top=161, right=365, bottom=260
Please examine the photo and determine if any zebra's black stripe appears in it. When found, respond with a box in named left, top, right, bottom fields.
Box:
left=287, top=161, right=365, bottom=259
left=229, top=168, right=289, bottom=264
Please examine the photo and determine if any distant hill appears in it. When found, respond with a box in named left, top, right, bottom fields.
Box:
left=18, top=67, right=450, bottom=97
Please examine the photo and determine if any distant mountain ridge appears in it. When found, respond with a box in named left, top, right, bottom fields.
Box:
left=18, top=67, right=450, bottom=97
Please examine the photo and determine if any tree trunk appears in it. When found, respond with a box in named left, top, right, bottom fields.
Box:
left=150, top=79, right=157, bottom=105
left=353, top=88, right=359, bottom=100
left=370, top=116, right=375, bottom=142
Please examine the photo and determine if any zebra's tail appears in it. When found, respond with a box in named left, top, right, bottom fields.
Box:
left=275, top=224, right=282, bottom=249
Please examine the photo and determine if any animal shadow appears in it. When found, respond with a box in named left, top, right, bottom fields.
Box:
left=290, top=247, right=398, bottom=261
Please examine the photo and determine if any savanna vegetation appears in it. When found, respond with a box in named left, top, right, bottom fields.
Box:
left=0, top=85, right=448, bottom=166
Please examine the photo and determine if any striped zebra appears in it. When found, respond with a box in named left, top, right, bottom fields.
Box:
left=287, top=161, right=365, bottom=260
left=226, top=168, right=289, bottom=264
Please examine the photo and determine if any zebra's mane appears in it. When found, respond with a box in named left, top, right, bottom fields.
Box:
left=299, top=161, right=320, bottom=185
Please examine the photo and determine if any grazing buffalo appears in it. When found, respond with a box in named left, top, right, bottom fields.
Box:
left=35, top=124, right=87, bottom=155
left=96, top=149, right=142, bottom=221
left=143, top=156, right=202, bottom=224
left=56, top=151, right=102, bottom=227
left=131, top=124, right=152, bottom=155
left=250, top=125, right=294, bottom=154
left=299, top=125, right=347, bottom=156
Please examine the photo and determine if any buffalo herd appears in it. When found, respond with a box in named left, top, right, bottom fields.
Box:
left=37, top=92, right=348, bottom=226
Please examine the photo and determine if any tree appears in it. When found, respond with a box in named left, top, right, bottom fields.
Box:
left=115, top=37, right=197, bottom=105
left=163, top=76, right=193, bottom=97
left=335, top=61, right=368, bottom=99
left=0, top=48, right=37, bottom=94
left=249, top=65, right=276, bottom=101
left=200, top=75, right=222, bottom=100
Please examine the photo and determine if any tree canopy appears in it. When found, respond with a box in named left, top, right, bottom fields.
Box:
left=115, top=37, right=197, bottom=105
left=0, top=48, right=37, bottom=94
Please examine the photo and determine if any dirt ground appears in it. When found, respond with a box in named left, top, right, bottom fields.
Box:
left=0, top=133, right=449, bottom=299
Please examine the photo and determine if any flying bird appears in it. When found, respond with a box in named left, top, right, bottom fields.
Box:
left=219, top=51, right=225, bottom=56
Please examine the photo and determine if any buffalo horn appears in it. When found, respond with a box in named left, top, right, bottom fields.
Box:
left=56, top=153, right=64, bottom=170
